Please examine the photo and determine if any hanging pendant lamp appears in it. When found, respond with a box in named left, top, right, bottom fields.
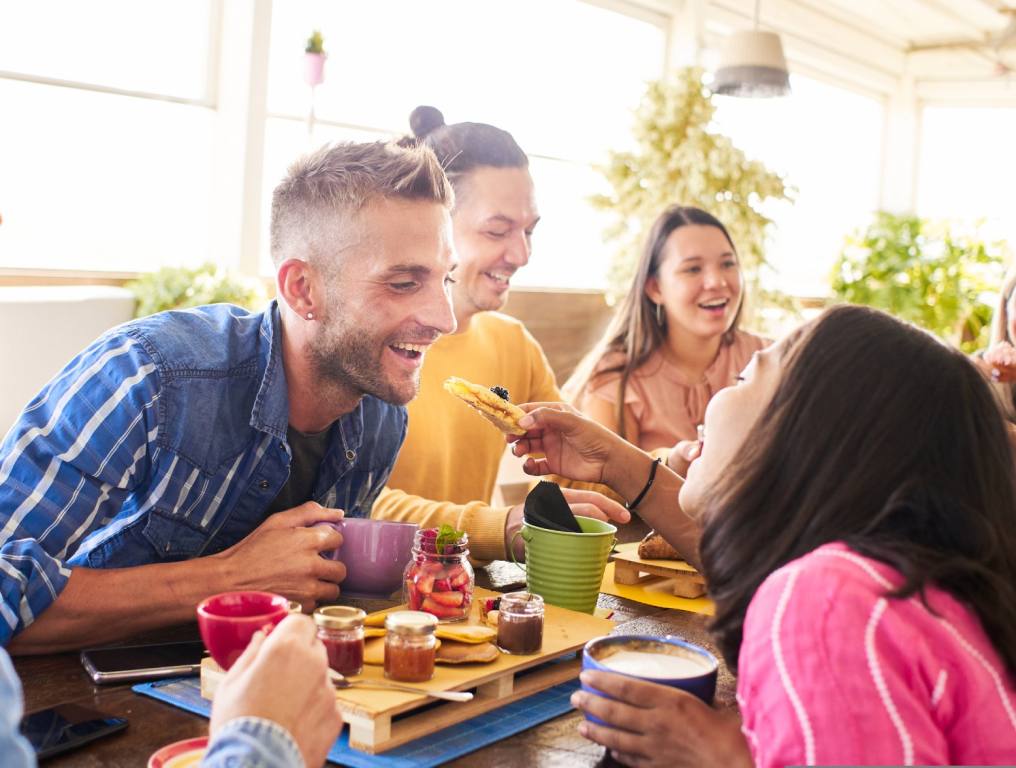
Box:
left=713, top=0, right=791, bottom=97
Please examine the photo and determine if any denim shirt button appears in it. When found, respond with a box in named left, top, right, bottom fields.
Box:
left=258, top=479, right=270, bottom=490
left=345, top=449, right=356, bottom=462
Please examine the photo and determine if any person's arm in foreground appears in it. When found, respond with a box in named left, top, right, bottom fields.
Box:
left=203, top=614, right=342, bottom=768
left=9, top=504, right=346, bottom=654
left=0, top=648, right=35, bottom=768
left=508, top=403, right=700, bottom=566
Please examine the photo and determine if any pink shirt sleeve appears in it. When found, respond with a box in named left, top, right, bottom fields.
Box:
left=737, top=552, right=949, bottom=767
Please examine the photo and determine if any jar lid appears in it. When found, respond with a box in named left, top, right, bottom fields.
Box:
left=314, top=606, right=366, bottom=630
left=385, top=610, right=438, bottom=636
left=500, top=591, right=544, bottom=612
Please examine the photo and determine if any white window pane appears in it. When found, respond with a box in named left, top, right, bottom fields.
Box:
left=515, top=158, right=613, bottom=289
left=266, top=0, right=664, bottom=163
left=0, top=79, right=214, bottom=271
left=713, top=76, right=884, bottom=297
left=259, top=118, right=395, bottom=275
left=918, top=106, right=1016, bottom=245
left=0, top=1, right=212, bottom=100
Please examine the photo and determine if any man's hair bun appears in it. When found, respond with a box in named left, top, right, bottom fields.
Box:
left=410, top=105, right=445, bottom=139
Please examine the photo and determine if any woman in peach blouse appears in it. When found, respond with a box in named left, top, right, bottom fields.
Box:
left=566, top=206, right=768, bottom=475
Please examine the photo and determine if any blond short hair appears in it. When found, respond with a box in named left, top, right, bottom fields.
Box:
left=269, top=140, right=454, bottom=267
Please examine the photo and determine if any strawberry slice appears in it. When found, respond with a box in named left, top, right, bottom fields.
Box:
left=406, top=580, right=422, bottom=610
left=449, top=569, right=470, bottom=588
left=421, top=596, right=465, bottom=619
left=415, top=573, right=435, bottom=595
left=433, top=578, right=452, bottom=592
left=428, top=590, right=464, bottom=607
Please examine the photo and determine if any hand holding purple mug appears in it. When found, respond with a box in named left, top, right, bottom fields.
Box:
left=211, top=501, right=347, bottom=612
left=313, top=518, right=417, bottom=598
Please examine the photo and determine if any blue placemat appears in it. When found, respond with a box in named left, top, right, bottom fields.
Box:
left=134, top=675, right=580, bottom=767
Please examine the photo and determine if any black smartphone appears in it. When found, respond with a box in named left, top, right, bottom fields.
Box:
left=80, top=640, right=205, bottom=684
left=20, top=702, right=128, bottom=760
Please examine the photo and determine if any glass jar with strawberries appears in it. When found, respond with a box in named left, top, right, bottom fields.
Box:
left=403, top=524, right=474, bottom=623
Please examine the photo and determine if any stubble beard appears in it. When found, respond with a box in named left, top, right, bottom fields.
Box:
left=309, top=316, right=418, bottom=407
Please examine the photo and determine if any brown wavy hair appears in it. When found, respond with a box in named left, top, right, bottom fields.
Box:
left=700, top=304, right=1016, bottom=676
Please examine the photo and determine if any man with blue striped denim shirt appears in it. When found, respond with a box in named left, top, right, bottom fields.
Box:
left=1, top=140, right=458, bottom=652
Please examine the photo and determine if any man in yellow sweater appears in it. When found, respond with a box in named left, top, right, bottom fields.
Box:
left=372, top=107, right=629, bottom=562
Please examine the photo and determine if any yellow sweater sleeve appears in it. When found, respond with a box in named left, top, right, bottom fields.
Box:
left=371, top=483, right=511, bottom=564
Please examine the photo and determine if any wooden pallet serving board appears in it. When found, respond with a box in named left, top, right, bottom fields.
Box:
left=611, top=543, right=707, bottom=598
left=200, top=588, right=613, bottom=754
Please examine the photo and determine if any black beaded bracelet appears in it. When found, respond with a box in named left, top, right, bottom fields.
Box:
left=626, top=457, right=662, bottom=512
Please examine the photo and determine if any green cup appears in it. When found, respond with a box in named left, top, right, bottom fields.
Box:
left=512, top=516, right=616, bottom=614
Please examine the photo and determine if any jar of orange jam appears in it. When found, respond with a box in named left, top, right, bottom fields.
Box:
left=384, top=610, right=437, bottom=682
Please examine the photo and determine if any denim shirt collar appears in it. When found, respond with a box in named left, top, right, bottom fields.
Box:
left=249, top=300, right=365, bottom=455
left=250, top=301, right=290, bottom=441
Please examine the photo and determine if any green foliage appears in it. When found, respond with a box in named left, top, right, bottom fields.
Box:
left=305, top=30, right=325, bottom=54
left=127, top=263, right=267, bottom=319
left=594, top=67, right=793, bottom=313
left=830, top=211, right=1008, bottom=353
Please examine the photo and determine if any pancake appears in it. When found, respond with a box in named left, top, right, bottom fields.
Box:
left=444, top=377, right=527, bottom=436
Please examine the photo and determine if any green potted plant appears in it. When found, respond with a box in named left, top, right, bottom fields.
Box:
left=305, top=29, right=326, bottom=87
left=830, top=211, right=1007, bottom=352
left=126, top=263, right=267, bottom=319
left=593, top=66, right=793, bottom=321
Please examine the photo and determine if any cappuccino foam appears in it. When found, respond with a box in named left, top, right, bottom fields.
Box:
left=598, top=648, right=709, bottom=679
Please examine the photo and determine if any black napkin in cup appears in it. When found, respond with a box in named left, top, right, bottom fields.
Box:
left=523, top=481, right=582, bottom=533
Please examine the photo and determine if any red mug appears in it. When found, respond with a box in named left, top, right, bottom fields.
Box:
left=196, top=591, right=289, bottom=670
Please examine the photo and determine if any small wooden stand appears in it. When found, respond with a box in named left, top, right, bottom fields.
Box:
left=612, top=551, right=707, bottom=599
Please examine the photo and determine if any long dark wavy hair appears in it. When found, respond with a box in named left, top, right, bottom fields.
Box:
left=564, top=206, right=743, bottom=438
left=700, top=304, right=1016, bottom=676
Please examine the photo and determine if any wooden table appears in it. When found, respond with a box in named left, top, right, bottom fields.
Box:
left=14, top=524, right=735, bottom=767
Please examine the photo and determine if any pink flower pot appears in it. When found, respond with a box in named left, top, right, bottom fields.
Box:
left=304, top=52, right=326, bottom=86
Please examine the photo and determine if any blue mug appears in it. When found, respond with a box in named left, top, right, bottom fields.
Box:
left=581, top=634, right=718, bottom=724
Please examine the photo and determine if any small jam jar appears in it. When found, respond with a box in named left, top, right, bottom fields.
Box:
left=314, top=606, right=366, bottom=676
left=403, top=529, right=475, bottom=623
left=384, top=610, right=438, bottom=682
left=497, top=591, right=544, bottom=655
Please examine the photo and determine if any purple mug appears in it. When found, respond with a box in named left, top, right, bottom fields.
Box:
left=315, top=518, right=417, bottom=598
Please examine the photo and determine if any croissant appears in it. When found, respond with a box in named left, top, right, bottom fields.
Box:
left=637, top=530, right=681, bottom=560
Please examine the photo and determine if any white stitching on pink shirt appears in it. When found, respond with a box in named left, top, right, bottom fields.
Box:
left=771, top=567, right=816, bottom=764
left=936, top=617, right=1016, bottom=732
left=930, top=669, right=948, bottom=708
left=865, top=597, right=914, bottom=765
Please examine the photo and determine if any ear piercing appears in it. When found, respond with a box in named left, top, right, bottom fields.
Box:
left=306, top=312, right=314, bottom=320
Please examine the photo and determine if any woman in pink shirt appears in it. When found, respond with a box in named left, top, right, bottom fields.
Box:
left=566, top=205, right=768, bottom=476
left=511, top=304, right=1016, bottom=766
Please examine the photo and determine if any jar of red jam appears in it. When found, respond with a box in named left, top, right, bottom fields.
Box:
left=314, top=606, right=365, bottom=676
left=496, top=591, right=544, bottom=654
left=403, top=528, right=474, bottom=622
left=384, top=610, right=437, bottom=683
